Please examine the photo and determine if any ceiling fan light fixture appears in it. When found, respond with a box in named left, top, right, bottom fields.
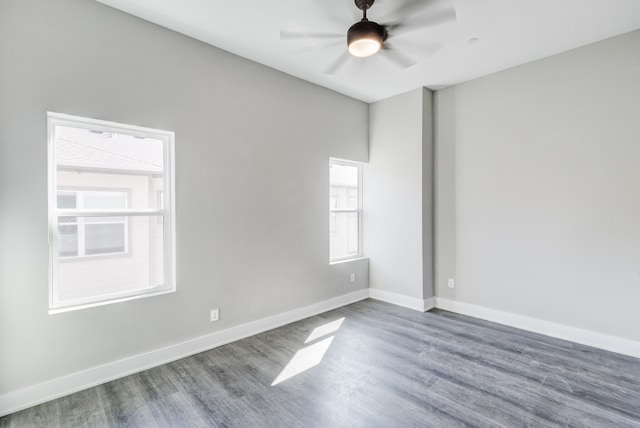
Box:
left=347, top=20, right=387, bottom=58
left=348, top=37, right=381, bottom=58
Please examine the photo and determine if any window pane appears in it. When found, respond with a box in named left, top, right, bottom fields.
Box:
left=330, top=163, right=358, bottom=210
left=58, top=224, right=78, bottom=257
left=57, top=215, right=164, bottom=302
left=85, top=223, right=125, bottom=255
left=347, top=188, right=358, bottom=210
left=83, top=191, right=127, bottom=210
left=55, top=125, right=164, bottom=210
left=329, top=212, right=359, bottom=259
left=330, top=163, right=358, bottom=187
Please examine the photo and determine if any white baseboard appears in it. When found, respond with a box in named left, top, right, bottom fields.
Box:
left=435, top=298, right=640, bottom=359
left=424, top=297, right=436, bottom=311
left=0, top=289, right=369, bottom=417
left=369, top=288, right=434, bottom=312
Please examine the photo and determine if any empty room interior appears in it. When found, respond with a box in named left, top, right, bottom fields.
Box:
left=1, top=0, right=640, bottom=426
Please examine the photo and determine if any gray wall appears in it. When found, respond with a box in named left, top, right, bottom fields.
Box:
left=435, top=30, right=640, bottom=341
left=365, top=88, right=434, bottom=301
left=0, top=0, right=368, bottom=394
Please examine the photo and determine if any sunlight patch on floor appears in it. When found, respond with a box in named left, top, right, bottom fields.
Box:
left=305, top=317, right=345, bottom=343
left=271, top=317, right=345, bottom=386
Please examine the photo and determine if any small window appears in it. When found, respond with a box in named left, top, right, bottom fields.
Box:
left=329, top=159, right=362, bottom=262
left=48, top=112, right=175, bottom=312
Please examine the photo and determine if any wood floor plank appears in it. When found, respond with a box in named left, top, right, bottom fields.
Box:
left=0, top=399, right=60, bottom=428
left=146, top=391, right=209, bottom=428
left=4, top=299, right=640, bottom=427
left=97, top=372, right=159, bottom=427
left=57, top=386, right=109, bottom=427
left=163, top=357, right=238, bottom=426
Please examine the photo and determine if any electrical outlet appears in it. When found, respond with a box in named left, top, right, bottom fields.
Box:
left=350, top=273, right=356, bottom=283
left=447, top=278, right=455, bottom=289
left=210, top=308, right=219, bottom=322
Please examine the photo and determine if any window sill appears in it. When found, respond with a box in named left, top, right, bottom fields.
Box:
left=49, top=286, right=175, bottom=314
left=330, top=257, right=368, bottom=265
left=59, top=252, right=130, bottom=263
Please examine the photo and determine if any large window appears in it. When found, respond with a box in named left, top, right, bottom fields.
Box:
left=48, top=112, right=175, bottom=312
left=329, top=159, right=362, bottom=262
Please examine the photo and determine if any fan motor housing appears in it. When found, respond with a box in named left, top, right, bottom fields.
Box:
left=347, top=20, right=388, bottom=48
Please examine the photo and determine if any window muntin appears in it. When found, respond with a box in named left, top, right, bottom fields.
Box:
left=329, top=159, right=362, bottom=262
left=48, top=112, right=175, bottom=312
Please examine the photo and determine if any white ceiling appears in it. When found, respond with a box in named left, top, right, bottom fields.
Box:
left=96, top=0, right=640, bottom=103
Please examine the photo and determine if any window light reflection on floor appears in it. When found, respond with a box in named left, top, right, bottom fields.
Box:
left=304, top=317, right=345, bottom=343
left=271, top=317, right=345, bottom=386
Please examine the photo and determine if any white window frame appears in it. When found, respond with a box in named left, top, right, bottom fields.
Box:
left=329, top=158, right=363, bottom=263
left=47, top=112, right=176, bottom=313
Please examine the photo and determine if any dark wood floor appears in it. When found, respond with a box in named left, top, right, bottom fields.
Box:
left=2, top=299, right=640, bottom=427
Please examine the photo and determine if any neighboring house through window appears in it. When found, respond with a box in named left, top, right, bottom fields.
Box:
left=329, top=158, right=362, bottom=262
left=48, top=112, right=175, bottom=312
left=57, top=189, right=129, bottom=258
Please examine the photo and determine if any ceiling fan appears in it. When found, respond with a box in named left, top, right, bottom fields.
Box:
left=347, top=0, right=389, bottom=57
left=281, top=0, right=457, bottom=73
